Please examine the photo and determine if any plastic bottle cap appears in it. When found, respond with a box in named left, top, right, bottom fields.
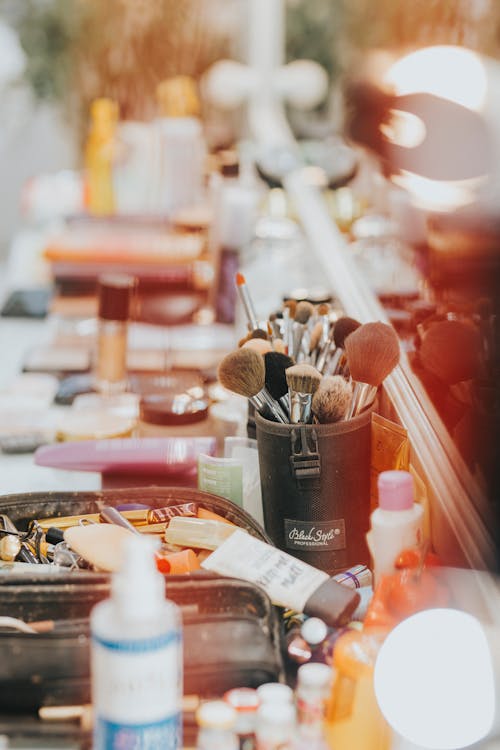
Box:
left=223, top=688, right=259, bottom=713
left=98, top=275, right=135, bottom=322
left=257, top=701, right=296, bottom=725
left=300, top=617, right=328, bottom=646
left=378, top=470, right=414, bottom=511
left=297, top=662, right=333, bottom=689
left=112, top=535, right=164, bottom=621
left=196, top=700, right=236, bottom=730
left=303, top=577, right=360, bottom=627
left=256, top=683, right=293, bottom=705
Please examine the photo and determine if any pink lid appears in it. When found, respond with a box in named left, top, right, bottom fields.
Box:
left=378, top=470, right=414, bottom=510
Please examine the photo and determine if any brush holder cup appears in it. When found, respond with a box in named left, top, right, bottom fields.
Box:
left=255, top=409, right=373, bottom=575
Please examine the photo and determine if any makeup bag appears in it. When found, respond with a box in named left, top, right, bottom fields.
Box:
left=0, top=487, right=284, bottom=744
left=255, top=408, right=373, bottom=575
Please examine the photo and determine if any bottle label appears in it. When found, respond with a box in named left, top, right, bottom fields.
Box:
left=92, top=629, right=182, bottom=750
left=284, top=518, right=346, bottom=551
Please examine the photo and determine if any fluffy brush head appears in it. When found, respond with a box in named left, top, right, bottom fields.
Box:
left=333, top=317, right=361, bottom=349
left=295, top=300, right=314, bottom=324
left=312, top=375, right=353, bottom=423
left=419, top=320, right=482, bottom=385
left=273, top=339, right=287, bottom=354
left=344, top=322, right=400, bottom=386
left=317, top=302, right=330, bottom=316
left=264, top=351, right=295, bottom=400
left=242, top=338, right=273, bottom=356
left=218, top=348, right=265, bottom=398
left=283, top=299, right=297, bottom=318
left=237, top=329, right=268, bottom=347
left=286, top=363, right=322, bottom=394
left=309, top=321, right=324, bottom=353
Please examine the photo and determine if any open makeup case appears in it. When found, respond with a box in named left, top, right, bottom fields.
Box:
left=0, top=487, right=284, bottom=747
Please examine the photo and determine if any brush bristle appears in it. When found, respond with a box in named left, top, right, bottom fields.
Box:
left=317, top=303, right=330, bottom=316
left=286, top=363, right=322, bottom=394
left=249, top=328, right=269, bottom=340
left=309, top=321, right=323, bottom=353
left=218, top=348, right=265, bottom=397
left=283, top=299, right=297, bottom=318
left=344, top=322, right=400, bottom=386
left=273, top=339, right=287, bottom=354
left=419, top=320, right=482, bottom=385
left=295, top=301, right=314, bottom=324
left=242, top=338, right=273, bottom=355
left=333, top=317, right=361, bottom=348
left=312, top=376, right=352, bottom=423
left=265, top=351, right=294, bottom=400
left=238, top=333, right=251, bottom=347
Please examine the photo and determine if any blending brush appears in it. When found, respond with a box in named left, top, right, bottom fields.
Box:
left=242, top=338, right=273, bottom=356
left=218, top=348, right=288, bottom=423
left=238, top=328, right=268, bottom=347
left=291, top=301, right=315, bottom=361
left=344, top=322, right=400, bottom=419
left=235, top=272, right=259, bottom=331
left=307, top=321, right=324, bottom=366
left=325, top=316, right=362, bottom=375
left=264, top=351, right=294, bottom=418
left=312, top=376, right=353, bottom=423
left=317, top=303, right=331, bottom=348
left=285, top=363, right=322, bottom=423
left=282, top=299, right=297, bottom=354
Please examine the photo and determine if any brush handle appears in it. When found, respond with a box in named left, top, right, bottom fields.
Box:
left=325, top=347, right=344, bottom=376
left=289, top=390, right=313, bottom=424
left=345, top=382, right=378, bottom=420
left=316, top=338, right=334, bottom=374
left=100, top=506, right=140, bottom=535
left=291, top=322, right=306, bottom=361
left=251, top=391, right=288, bottom=423
left=279, top=394, right=290, bottom=420
left=236, top=282, right=259, bottom=331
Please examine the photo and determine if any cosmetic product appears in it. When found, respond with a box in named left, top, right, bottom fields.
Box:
left=148, top=504, right=198, bottom=524
left=55, top=410, right=136, bottom=442
left=164, top=516, right=237, bottom=551
left=35, top=436, right=216, bottom=474
left=366, top=470, right=424, bottom=586
left=370, top=414, right=410, bottom=509
left=257, top=683, right=294, bottom=706
left=198, top=454, right=243, bottom=507
left=157, top=548, right=201, bottom=575
left=155, top=76, right=205, bottom=217
left=242, top=338, right=273, bottom=356
left=332, top=564, right=372, bottom=590
left=344, top=322, right=400, bottom=419
left=196, top=700, right=238, bottom=750
left=137, top=392, right=212, bottom=438
left=201, top=530, right=360, bottom=628
left=0, top=516, right=38, bottom=565
left=91, top=535, right=182, bottom=750
left=84, top=98, right=118, bottom=216
left=224, top=688, right=259, bottom=750
left=100, top=506, right=139, bottom=535
left=312, top=376, right=352, bottom=424
left=323, top=317, right=360, bottom=377
left=264, top=351, right=294, bottom=419
left=285, top=364, right=322, bottom=424
left=255, top=701, right=296, bottom=750
left=282, top=300, right=296, bottom=354
left=0, top=535, right=21, bottom=562
left=296, top=662, right=332, bottom=745
left=64, top=523, right=134, bottom=573
left=291, top=301, right=314, bottom=362
left=218, top=348, right=288, bottom=423
left=236, top=273, right=259, bottom=332
left=94, top=274, right=135, bottom=396
left=224, top=437, right=264, bottom=528
left=307, top=321, right=324, bottom=366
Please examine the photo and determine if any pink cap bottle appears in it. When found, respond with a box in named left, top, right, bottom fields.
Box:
left=378, top=471, right=414, bottom=511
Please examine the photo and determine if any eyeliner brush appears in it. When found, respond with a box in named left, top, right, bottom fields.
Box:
left=235, top=272, right=259, bottom=331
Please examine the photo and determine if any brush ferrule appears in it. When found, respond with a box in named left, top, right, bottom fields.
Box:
left=289, top=390, right=313, bottom=424
left=345, top=382, right=378, bottom=420
left=252, top=389, right=288, bottom=423
left=279, top=393, right=290, bottom=419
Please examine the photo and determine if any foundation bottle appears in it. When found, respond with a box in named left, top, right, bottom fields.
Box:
left=94, top=275, right=135, bottom=396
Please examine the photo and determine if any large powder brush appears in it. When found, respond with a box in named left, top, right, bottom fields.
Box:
left=218, top=348, right=287, bottom=423
left=285, top=363, right=322, bottom=423
left=419, top=319, right=483, bottom=385
left=344, top=321, right=400, bottom=418
left=312, top=376, right=353, bottom=424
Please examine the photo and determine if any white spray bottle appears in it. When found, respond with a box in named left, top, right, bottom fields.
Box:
left=91, top=535, right=182, bottom=750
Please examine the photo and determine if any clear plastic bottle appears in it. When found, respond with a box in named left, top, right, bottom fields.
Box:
left=367, top=470, right=425, bottom=585
left=90, top=535, right=182, bottom=750
left=255, top=701, right=296, bottom=750
left=295, top=662, right=332, bottom=748
left=196, top=700, right=239, bottom=750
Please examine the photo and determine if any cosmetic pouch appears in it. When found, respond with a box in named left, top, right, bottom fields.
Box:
left=255, top=408, right=373, bottom=575
left=0, top=488, right=283, bottom=743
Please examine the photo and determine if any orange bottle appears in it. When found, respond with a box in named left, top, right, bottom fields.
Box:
left=84, top=98, right=118, bottom=215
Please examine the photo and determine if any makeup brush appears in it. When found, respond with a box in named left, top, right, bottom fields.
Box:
left=317, top=303, right=331, bottom=347
left=273, top=338, right=287, bottom=354
left=238, top=328, right=268, bottom=347
left=285, top=363, right=322, bottom=423
left=235, top=272, right=259, bottom=331
left=325, top=316, right=361, bottom=375
left=242, top=338, right=273, bottom=356
left=264, top=351, right=294, bottom=418
left=419, top=320, right=483, bottom=385
left=291, top=301, right=315, bottom=361
left=282, top=299, right=297, bottom=354
left=344, top=322, right=400, bottom=419
left=307, top=321, right=324, bottom=366
left=218, top=348, right=288, bottom=423
left=312, top=376, right=353, bottom=423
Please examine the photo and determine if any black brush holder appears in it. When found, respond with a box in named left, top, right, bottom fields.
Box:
left=255, top=408, right=373, bottom=575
